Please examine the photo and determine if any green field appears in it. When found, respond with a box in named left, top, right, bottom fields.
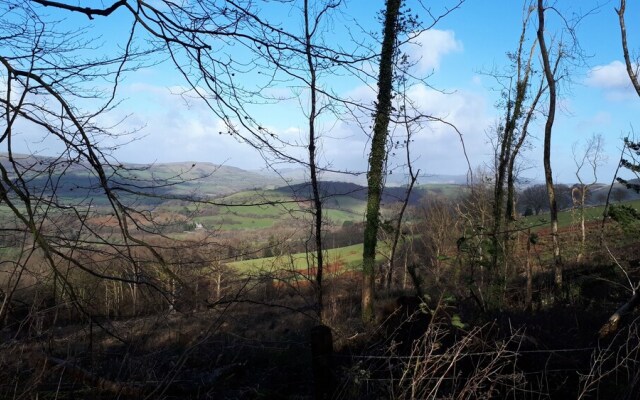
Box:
left=519, top=199, right=640, bottom=230
left=225, top=198, right=640, bottom=275
left=175, top=190, right=369, bottom=230
left=322, top=195, right=368, bottom=214
left=227, top=242, right=387, bottom=273
left=418, top=183, right=467, bottom=199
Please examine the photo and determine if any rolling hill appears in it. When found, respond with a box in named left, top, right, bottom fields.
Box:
left=273, top=181, right=424, bottom=206
left=0, top=153, right=287, bottom=203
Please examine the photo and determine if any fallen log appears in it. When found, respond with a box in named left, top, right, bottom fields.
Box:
left=599, top=291, right=640, bottom=338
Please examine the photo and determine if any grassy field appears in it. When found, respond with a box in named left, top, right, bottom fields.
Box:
left=227, top=242, right=385, bottom=273
left=519, top=199, right=640, bottom=230
left=174, top=190, right=370, bottom=230
left=323, top=195, right=368, bottom=214
left=224, top=198, right=640, bottom=275
left=418, top=183, right=467, bottom=199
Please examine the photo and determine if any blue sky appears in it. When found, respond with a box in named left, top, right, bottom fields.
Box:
left=10, top=0, right=640, bottom=184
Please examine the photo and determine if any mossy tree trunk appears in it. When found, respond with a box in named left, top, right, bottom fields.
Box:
left=362, top=0, right=402, bottom=322
left=492, top=8, right=537, bottom=286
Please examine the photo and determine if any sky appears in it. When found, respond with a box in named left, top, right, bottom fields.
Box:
left=8, top=0, right=640, bottom=185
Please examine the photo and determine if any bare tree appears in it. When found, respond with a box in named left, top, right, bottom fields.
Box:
left=617, top=0, right=640, bottom=97
left=537, top=0, right=562, bottom=290
left=303, top=0, right=326, bottom=322
left=381, top=72, right=423, bottom=291
left=0, top=0, right=371, bottom=394
left=0, top=1, right=180, bottom=324
left=489, top=3, right=541, bottom=275
left=415, top=195, right=458, bottom=286
left=572, top=133, right=606, bottom=261
left=456, top=168, right=494, bottom=308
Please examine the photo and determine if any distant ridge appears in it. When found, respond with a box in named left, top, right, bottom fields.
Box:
left=261, top=167, right=469, bottom=186
left=0, top=153, right=287, bottom=200
left=274, top=181, right=423, bottom=205
left=0, top=153, right=477, bottom=205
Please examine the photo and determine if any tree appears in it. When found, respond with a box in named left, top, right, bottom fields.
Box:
left=520, top=184, right=548, bottom=215
left=572, top=134, right=606, bottom=261
left=489, top=3, right=541, bottom=274
left=455, top=167, right=494, bottom=306
left=362, top=0, right=402, bottom=322
left=597, top=0, right=640, bottom=340
left=617, top=0, right=640, bottom=98
left=415, top=195, right=458, bottom=286
left=617, top=139, right=640, bottom=192
left=360, top=0, right=466, bottom=321
left=554, top=183, right=574, bottom=210
left=382, top=96, right=420, bottom=291
left=537, top=0, right=566, bottom=290
left=615, top=1, right=640, bottom=194
left=303, top=0, right=326, bottom=321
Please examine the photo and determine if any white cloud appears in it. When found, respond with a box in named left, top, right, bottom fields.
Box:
left=321, top=83, right=493, bottom=177
left=406, top=29, right=463, bottom=72
left=401, top=84, right=492, bottom=173
left=94, top=84, right=265, bottom=166
left=14, top=77, right=493, bottom=179
left=585, top=61, right=638, bottom=101
left=586, top=61, right=631, bottom=89
left=7, top=74, right=496, bottom=182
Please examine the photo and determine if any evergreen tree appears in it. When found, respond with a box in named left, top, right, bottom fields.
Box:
left=617, top=138, right=640, bottom=193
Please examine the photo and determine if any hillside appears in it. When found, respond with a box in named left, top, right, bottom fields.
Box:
left=264, top=167, right=469, bottom=186
left=0, top=153, right=288, bottom=202
left=274, top=181, right=424, bottom=206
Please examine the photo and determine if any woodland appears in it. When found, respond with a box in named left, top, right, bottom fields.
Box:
left=3, top=0, right=640, bottom=399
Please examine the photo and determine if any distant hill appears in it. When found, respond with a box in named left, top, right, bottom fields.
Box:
left=0, top=153, right=475, bottom=207
left=0, top=153, right=287, bottom=203
left=274, top=181, right=424, bottom=206
left=261, top=167, right=469, bottom=186
left=587, top=181, right=640, bottom=204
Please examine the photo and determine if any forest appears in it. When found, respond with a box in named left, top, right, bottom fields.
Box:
left=2, top=0, right=640, bottom=399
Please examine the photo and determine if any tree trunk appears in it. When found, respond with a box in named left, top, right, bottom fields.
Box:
left=525, top=229, right=533, bottom=310
left=362, top=0, right=402, bottom=322
left=385, top=171, right=418, bottom=290
left=537, top=0, right=562, bottom=290
left=579, top=187, right=586, bottom=262
left=216, top=270, right=222, bottom=301
left=304, top=0, right=324, bottom=322
left=505, top=11, right=539, bottom=223
left=618, top=0, right=640, bottom=96
left=492, top=16, right=533, bottom=275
